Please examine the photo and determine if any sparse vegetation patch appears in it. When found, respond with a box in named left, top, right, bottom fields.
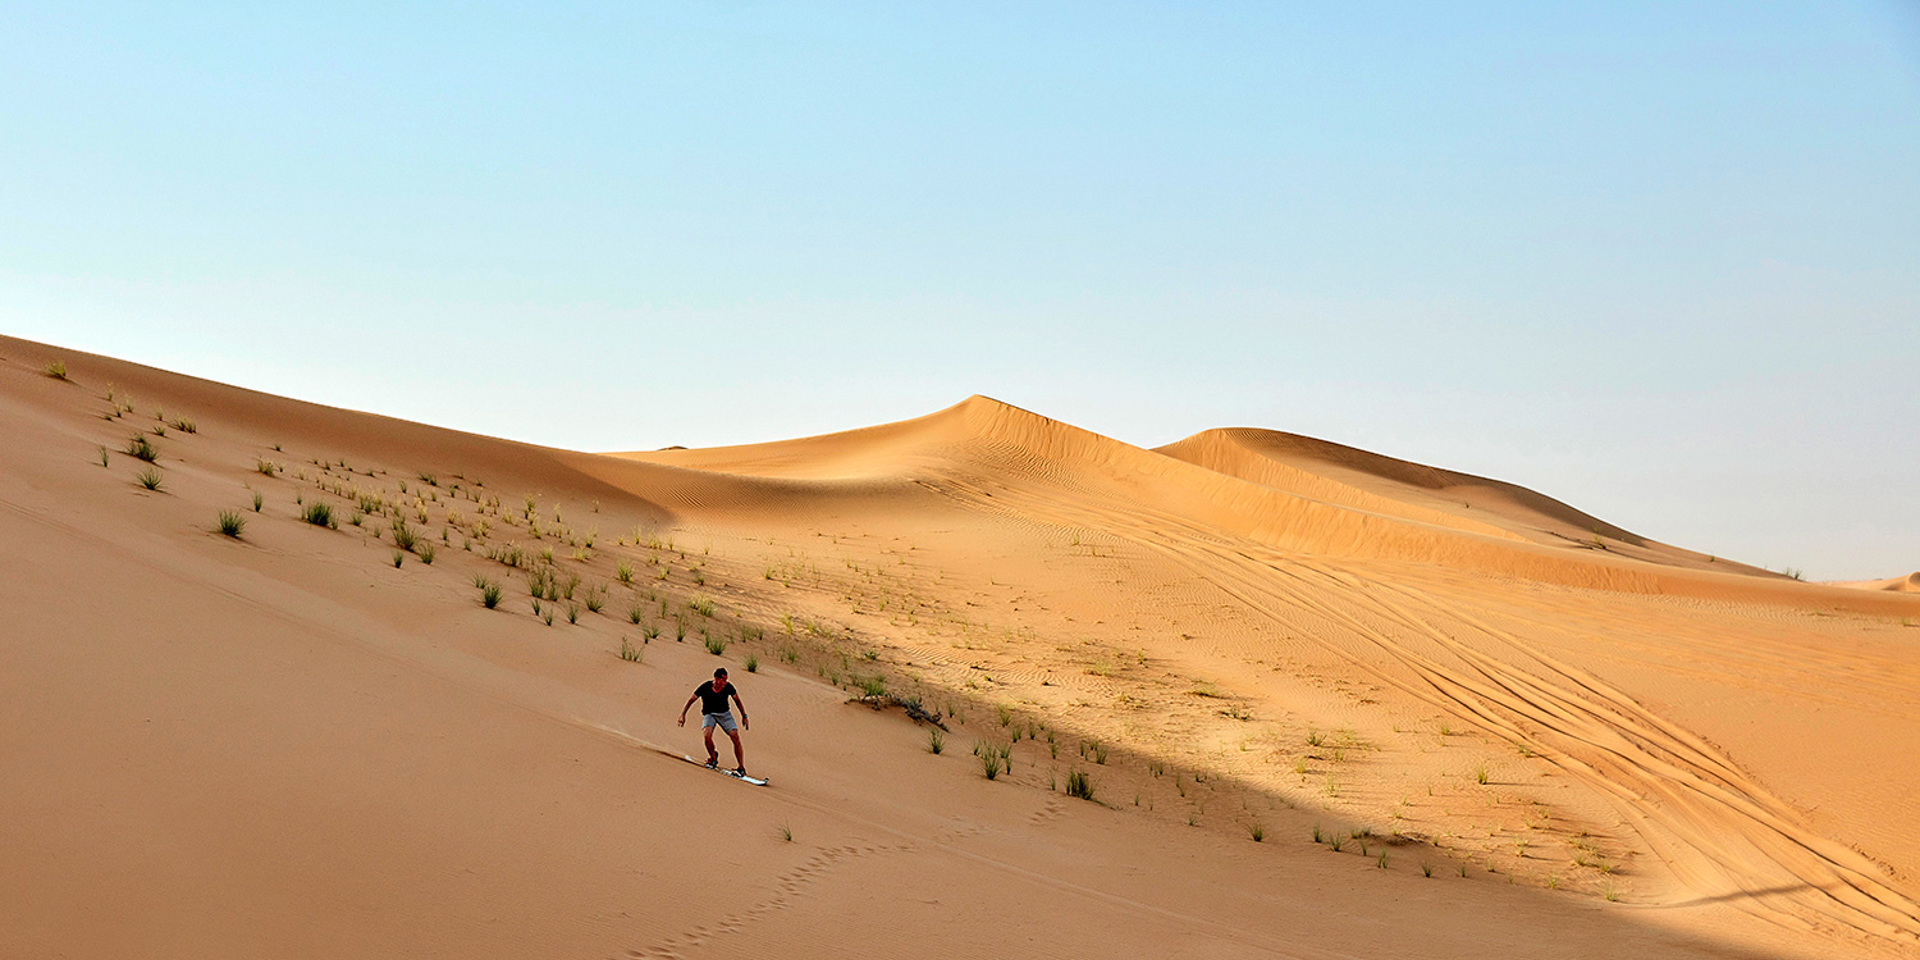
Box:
left=302, top=502, right=335, bottom=528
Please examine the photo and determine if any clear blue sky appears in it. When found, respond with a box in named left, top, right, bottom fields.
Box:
left=4, top=2, right=1917, bottom=579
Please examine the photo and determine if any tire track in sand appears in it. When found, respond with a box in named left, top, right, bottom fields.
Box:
left=935, top=476, right=1920, bottom=948
left=1180, top=535, right=1920, bottom=946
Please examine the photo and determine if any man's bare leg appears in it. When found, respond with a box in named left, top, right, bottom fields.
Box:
left=726, top=729, right=745, bottom=771
left=703, top=726, right=719, bottom=765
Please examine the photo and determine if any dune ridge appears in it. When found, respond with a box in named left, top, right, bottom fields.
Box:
left=625, top=396, right=1910, bottom=615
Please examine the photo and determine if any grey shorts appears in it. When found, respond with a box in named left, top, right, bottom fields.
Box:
left=702, top=711, right=738, bottom=733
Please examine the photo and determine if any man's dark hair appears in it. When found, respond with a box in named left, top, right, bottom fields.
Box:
left=714, top=667, right=728, bottom=678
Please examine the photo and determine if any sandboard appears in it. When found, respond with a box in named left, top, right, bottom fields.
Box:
left=679, top=753, right=769, bottom=786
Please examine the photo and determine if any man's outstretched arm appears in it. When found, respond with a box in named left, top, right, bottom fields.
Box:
left=678, top=693, right=699, bottom=726
left=731, top=689, right=749, bottom=730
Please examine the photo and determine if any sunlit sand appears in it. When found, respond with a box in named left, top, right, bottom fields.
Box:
left=6, top=335, right=1916, bottom=959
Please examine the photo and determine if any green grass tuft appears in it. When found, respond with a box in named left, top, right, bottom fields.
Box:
left=479, top=579, right=502, bottom=608
left=620, top=637, right=643, bottom=663
left=390, top=518, right=417, bottom=552
left=704, top=633, right=728, bottom=655
left=858, top=675, right=887, bottom=697
left=216, top=510, right=245, bottom=537
left=302, top=502, right=334, bottom=527
left=43, top=360, right=68, bottom=380
left=927, top=728, right=945, bottom=754
left=417, top=543, right=435, bottom=565
left=1248, top=822, right=1265, bottom=842
left=744, top=654, right=758, bottom=673
left=980, top=750, right=1002, bottom=780
left=251, top=489, right=263, bottom=512
left=125, top=435, right=159, bottom=462
left=391, top=550, right=405, bottom=568
left=136, top=467, right=164, bottom=491
left=1065, top=768, right=1095, bottom=801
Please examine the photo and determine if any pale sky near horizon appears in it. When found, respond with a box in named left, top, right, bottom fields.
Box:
left=4, top=3, right=1917, bottom=579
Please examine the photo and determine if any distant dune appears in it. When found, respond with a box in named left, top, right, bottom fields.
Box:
left=6, top=335, right=1918, bottom=960
left=1828, top=572, right=1920, bottom=593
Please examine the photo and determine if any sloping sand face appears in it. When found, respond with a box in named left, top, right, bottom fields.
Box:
left=6, top=336, right=1918, bottom=959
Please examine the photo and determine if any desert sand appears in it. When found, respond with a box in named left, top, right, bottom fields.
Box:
left=1830, top=573, right=1920, bottom=594
left=5, top=333, right=1918, bottom=959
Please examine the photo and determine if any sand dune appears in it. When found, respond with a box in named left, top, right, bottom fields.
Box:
left=1829, top=572, right=1920, bottom=593
left=626, top=396, right=1910, bottom=613
left=6, top=336, right=1918, bottom=959
left=1154, top=427, right=1759, bottom=570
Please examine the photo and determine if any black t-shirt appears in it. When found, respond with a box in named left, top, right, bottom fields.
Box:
left=694, top=680, right=735, bottom=715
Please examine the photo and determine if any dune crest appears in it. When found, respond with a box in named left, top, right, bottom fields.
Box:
left=623, top=397, right=1895, bottom=611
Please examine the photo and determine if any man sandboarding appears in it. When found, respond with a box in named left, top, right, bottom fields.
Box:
left=678, top=667, right=750, bottom=775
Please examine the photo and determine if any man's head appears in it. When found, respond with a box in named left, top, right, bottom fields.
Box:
left=713, top=667, right=728, bottom=688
